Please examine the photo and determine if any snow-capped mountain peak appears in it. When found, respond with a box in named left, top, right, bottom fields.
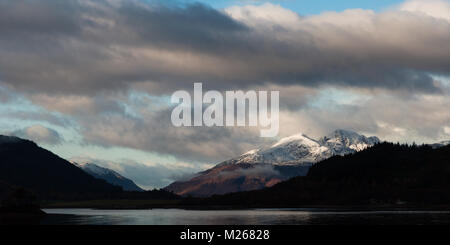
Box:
left=321, top=129, right=380, bottom=154
left=229, top=129, right=379, bottom=166
left=271, top=133, right=318, bottom=148
left=165, top=129, right=380, bottom=197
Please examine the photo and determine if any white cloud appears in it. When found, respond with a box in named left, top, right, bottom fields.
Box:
left=399, top=0, right=450, bottom=21
left=444, top=126, right=450, bottom=135
left=12, top=125, right=63, bottom=145
left=225, top=3, right=301, bottom=28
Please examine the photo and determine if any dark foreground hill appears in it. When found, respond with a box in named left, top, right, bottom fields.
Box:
left=185, top=143, right=450, bottom=207
left=0, top=135, right=176, bottom=201
left=0, top=181, right=45, bottom=224
left=0, top=181, right=42, bottom=212
left=0, top=135, right=122, bottom=199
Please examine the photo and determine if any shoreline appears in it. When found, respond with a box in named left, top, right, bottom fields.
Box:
left=40, top=200, right=450, bottom=211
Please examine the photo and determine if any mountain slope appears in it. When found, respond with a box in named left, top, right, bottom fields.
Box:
left=73, top=162, right=144, bottom=191
left=235, top=134, right=329, bottom=165
left=186, top=143, right=450, bottom=206
left=0, top=135, right=122, bottom=198
left=165, top=129, right=380, bottom=197
left=430, top=140, right=450, bottom=149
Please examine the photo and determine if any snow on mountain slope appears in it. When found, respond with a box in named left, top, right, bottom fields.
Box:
left=165, top=129, right=380, bottom=197
left=73, top=162, right=144, bottom=192
left=233, top=133, right=330, bottom=165
left=320, top=129, right=381, bottom=154
left=223, top=129, right=380, bottom=166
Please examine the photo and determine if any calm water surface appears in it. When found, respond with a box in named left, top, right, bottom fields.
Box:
left=41, top=208, right=450, bottom=225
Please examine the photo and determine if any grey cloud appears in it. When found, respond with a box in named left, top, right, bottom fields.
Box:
left=0, top=0, right=81, bottom=36
left=79, top=105, right=274, bottom=163
left=277, top=87, right=450, bottom=144
left=116, top=2, right=247, bottom=49
left=0, top=84, right=74, bottom=126
left=21, top=81, right=450, bottom=163
left=29, top=93, right=125, bottom=115
left=25, top=89, right=275, bottom=163
left=0, top=84, right=12, bottom=102
left=0, top=0, right=448, bottom=94
left=2, top=0, right=450, bottom=164
left=4, top=110, right=71, bottom=127
left=0, top=0, right=249, bottom=94
left=12, top=124, right=64, bottom=145
left=231, top=164, right=280, bottom=177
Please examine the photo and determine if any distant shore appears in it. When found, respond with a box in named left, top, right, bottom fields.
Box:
left=40, top=199, right=450, bottom=211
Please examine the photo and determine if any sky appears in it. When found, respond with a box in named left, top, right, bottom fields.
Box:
left=1, top=0, right=450, bottom=189
left=189, top=0, right=406, bottom=15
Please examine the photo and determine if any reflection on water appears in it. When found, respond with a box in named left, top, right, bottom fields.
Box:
left=41, top=208, right=450, bottom=225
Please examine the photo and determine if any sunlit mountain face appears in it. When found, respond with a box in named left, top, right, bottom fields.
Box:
left=165, top=130, right=380, bottom=197
left=0, top=0, right=449, bottom=189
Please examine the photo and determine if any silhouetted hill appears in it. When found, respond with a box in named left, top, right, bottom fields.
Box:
left=0, top=181, right=41, bottom=212
left=0, top=136, right=179, bottom=202
left=187, top=143, right=450, bottom=206
left=0, top=135, right=122, bottom=199
left=0, top=181, right=45, bottom=224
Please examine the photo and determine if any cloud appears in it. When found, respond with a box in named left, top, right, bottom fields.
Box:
left=78, top=105, right=274, bottom=163
left=29, top=93, right=124, bottom=115
left=234, top=164, right=280, bottom=177
left=9, top=88, right=274, bottom=163
left=1, top=0, right=450, bottom=166
left=3, top=110, right=71, bottom=127
left=0, top=0, right=449, bottom=94
left=444, top=126, right=450, bottom=135
left=12, top=124, right=64, bottom=145
left=225, top=3, right=301, bottom=27
left=274, top=85, right=450, bottom=144
left=0, top=85, right=12, bottom=103
left=399, top=0, right=450, bottom=21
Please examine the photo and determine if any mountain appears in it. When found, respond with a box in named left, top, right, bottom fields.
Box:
left=233, top=129, right=380, bottom=165
left=0, top=135, right=122, bottom=198
left=429, top=140, right=450, bottom=149
left=165, top=129, right=380, bottom=197
left=73, top=162, right=144, bottom=192
left=185, top=143, right=450, bottom=207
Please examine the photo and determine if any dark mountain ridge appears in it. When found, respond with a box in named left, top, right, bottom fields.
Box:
left=0, top=135, right=179, bottom=202
left=185, top=143, right=450, bottom=207
left=0, top=135, right=122, bottom=199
